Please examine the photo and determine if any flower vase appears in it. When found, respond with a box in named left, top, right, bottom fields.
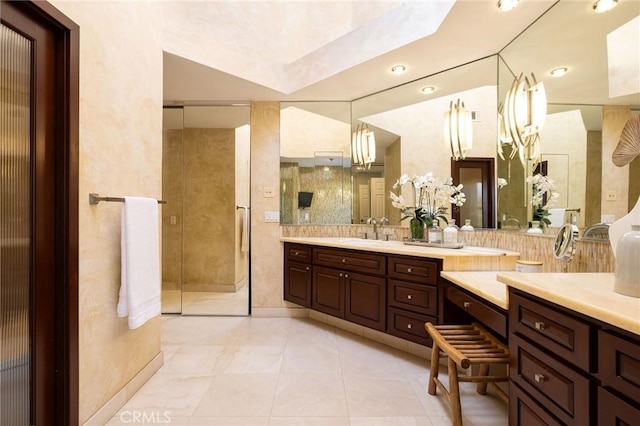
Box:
left=527, top=221, right=543, bottom=234
left=409, top=218, right=424, bottom=240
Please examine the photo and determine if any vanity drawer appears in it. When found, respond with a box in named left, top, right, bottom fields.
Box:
left=313, top=247, right=386, bottom=275
left=445, top=284, right=507, bottom=339
left=597, top=387, right=640, bottom=426
left=510, top=333, right=593, bottom=426
left=509, top=382, right=563, bottom=426
left=388, top=255, right=439, bottom=284
left=387, top=307, right=435, bottom=346
left=510, top=291, right=592, bottom=372
left=598, top=329, right=640, bottom=403
left=388, top=279, right=437, bottom=316
left=285, top=243, right=312, bottom=263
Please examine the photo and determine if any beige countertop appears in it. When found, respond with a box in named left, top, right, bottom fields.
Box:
left=497, top=272, right=640, bottom=336
left=440, top=271, right=508, bottom=310
left=281, top=237, right=520, bottom=271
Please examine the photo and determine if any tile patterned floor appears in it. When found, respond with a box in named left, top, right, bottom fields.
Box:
left=107, top=316, right=507, bottom=425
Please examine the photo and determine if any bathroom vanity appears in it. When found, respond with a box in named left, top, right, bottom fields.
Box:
left=282, top=237, right=518, bottom=345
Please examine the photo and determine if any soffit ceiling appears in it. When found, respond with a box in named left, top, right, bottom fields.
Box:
left=163, top=0, right=557, bottom=103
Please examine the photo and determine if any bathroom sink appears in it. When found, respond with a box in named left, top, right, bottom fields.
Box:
left=462, top=246, right=509, bottom=255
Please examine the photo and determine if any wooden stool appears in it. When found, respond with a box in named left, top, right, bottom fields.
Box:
left=424, top=322, right=509, bottom=426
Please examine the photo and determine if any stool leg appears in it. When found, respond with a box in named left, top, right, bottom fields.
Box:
left=477, top=363, right=489, bottom=395
left=428, top=342, right=440, bottom=395
left=448, top=357, right=463, bottom=426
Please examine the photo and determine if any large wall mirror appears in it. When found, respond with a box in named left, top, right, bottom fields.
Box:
left=497, top=0, right=640, bottom=232
left=278, top=1, right=639, bottom=230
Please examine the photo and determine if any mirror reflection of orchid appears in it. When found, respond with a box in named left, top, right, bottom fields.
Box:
left=526, top=173, right=559, bottom=227
left=389, top=173, right=466, bottom=228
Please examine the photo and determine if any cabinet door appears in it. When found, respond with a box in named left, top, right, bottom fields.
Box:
left=345, top=272, right=386, bottom=331
left=284, top=260, right=312, bottom=307
left=312, top=266, right=345, bottom=318
left=597, top=387, right=640, bottom=426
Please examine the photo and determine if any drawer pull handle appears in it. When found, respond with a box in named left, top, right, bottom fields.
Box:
left=345, top=274, right=349, bottom=278
left=407, top=323, right=413, bottom=329
left=305, top=266, right=310, bottom=271
left=339, top=273, right=343, bottom=277
left=407, top=267, right=413, bottom=273
left=534, top=321, right=546, bottom=330
left=295, top=251, right=299, bottom=256
left=534, top=373, right=546, bottom=383
left=407, top=294, right=413, bottom=300
left=463, top=301, right=471, bottom=308
left=342, top=258, right=346, bottom=263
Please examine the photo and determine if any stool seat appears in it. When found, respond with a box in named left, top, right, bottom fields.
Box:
left=425, top=322, right=509, bottom=426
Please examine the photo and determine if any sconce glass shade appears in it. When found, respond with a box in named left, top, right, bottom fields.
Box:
left=593, top=0, right=618, bottom=13
left=352, top=123, right=376, bottom=169
left=497, top=103, right=516, bottom=161
left=444, top=99, right=473, bottom=161
left=498, top=0, right=519, bottom=12
left=503, top=72, right=547, bottom=167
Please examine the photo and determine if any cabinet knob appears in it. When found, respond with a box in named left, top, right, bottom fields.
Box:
left=294, top=251, right=299, bottom=256
left=407, top=323, right=413, bottom=329
left=340, top=273, right=343, bottom=277
left=305, top=266, right=310, bottom=271
left=463, top=301, right=471, bottom=308
left=407, top=267, right=413, bottom=273
left=534, top=373, right=546, bottom=383
left=534, top=321, right=546, bottom=330
left=345, top=274, right=349, bottom=278
left=342, top=258, right=347, bottom=263
left=407, top=294, right=413, bottom=300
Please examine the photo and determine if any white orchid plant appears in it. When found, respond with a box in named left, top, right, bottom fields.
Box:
left=389, top=173, right=466, bottom=228
left=526, top=173, right=560, bottom=226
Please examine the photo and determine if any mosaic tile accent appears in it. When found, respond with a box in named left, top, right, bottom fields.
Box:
left=281, top=225, right=615, bottom=273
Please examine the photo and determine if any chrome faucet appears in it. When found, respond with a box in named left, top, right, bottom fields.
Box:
left=366, top=217, right=378, bottom=239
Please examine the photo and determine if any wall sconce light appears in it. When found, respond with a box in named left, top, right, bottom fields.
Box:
left=497, top=0, right=519, bottom=12
left=391, top=65, right=406, bottom=75
left=444, top=99, right=473, bottom=161
left=352, top=123, right=376, bottom=169
left=503, top=72, right=547, bottom=167
left=593, top=0, right=618, bottom=13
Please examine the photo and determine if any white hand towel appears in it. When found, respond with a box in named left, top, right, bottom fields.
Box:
left=117, top=197, right=161, bottom=329
left=547, top=208, right=566, bottom=228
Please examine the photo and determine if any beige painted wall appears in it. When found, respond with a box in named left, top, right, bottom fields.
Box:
left=48, top=1, right=163, bottom=422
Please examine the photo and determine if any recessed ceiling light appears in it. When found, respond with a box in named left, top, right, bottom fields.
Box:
left=391, top=65, right=406, bottom=75
left=497, top=0, right=519, bottom=12
left=421, top=86, right=436, bottom=94
left=593, top=0, right=618, bottom=13
left=550, top=67, right=568, bottom=77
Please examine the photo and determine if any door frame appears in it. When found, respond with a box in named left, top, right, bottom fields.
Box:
left=1, top=1, right=79, bottom=424
left=451, top=157, right=496, bottom=228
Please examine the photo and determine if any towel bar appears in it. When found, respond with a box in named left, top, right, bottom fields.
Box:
left=89, top=193, right=167, bottom=205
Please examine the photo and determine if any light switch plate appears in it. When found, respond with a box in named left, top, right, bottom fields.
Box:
left=264, top=211, right=279, bottom=223
left=263, top=186, right=275, bottom=198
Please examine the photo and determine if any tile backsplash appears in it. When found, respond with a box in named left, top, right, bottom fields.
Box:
left=281, top=225, right=615, bottom=273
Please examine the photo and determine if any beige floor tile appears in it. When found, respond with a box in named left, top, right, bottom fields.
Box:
left=159, top=345, right=229, bottom=374
left=343, top=375, right=427, bottom=417
left=222, top=345, right=284, bottom=374
left=112, top=373, right=215, bottom=417
left=193, top=374, right=279, bottom=417
left=269, top=417, right=350, bottom=425
left=281, top=342, right=342, bottom=374
left=270, top=373, right=348, bottom=417
left=187, top=417, right=269, bottom=425
left=349, top=417, right=434, bottom=426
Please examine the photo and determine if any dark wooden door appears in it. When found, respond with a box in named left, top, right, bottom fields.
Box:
left=284, top=261, right=312, bottom=307
left=1, top=1, right=78, bottom=424
left=345, top=272, right=386, bottom=331
left=451, top=157, right=495, bottom=228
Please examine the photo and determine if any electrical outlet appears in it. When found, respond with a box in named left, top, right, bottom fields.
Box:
left=170, top=215, right=177, bottom=225
left=264, top=211, right=279, bottom=223
left=263, top=186, right=275, bottom=198
left=606, top=190, right=617, bottom=201
left=601, top=214, right=615, bottom=224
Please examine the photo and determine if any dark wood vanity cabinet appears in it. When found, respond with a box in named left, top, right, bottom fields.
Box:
left=284, top=244, right=313, bottom=307
left=312, top=247, right=387, bottom=331
left=509, top=288, right=640, bottom=425
left=284, top=243, right=443, bottom=340
left=386, top=255, right=440, bottom=345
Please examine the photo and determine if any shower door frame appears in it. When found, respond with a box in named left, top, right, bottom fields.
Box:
left=1, top=1, right=79, bottom=424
